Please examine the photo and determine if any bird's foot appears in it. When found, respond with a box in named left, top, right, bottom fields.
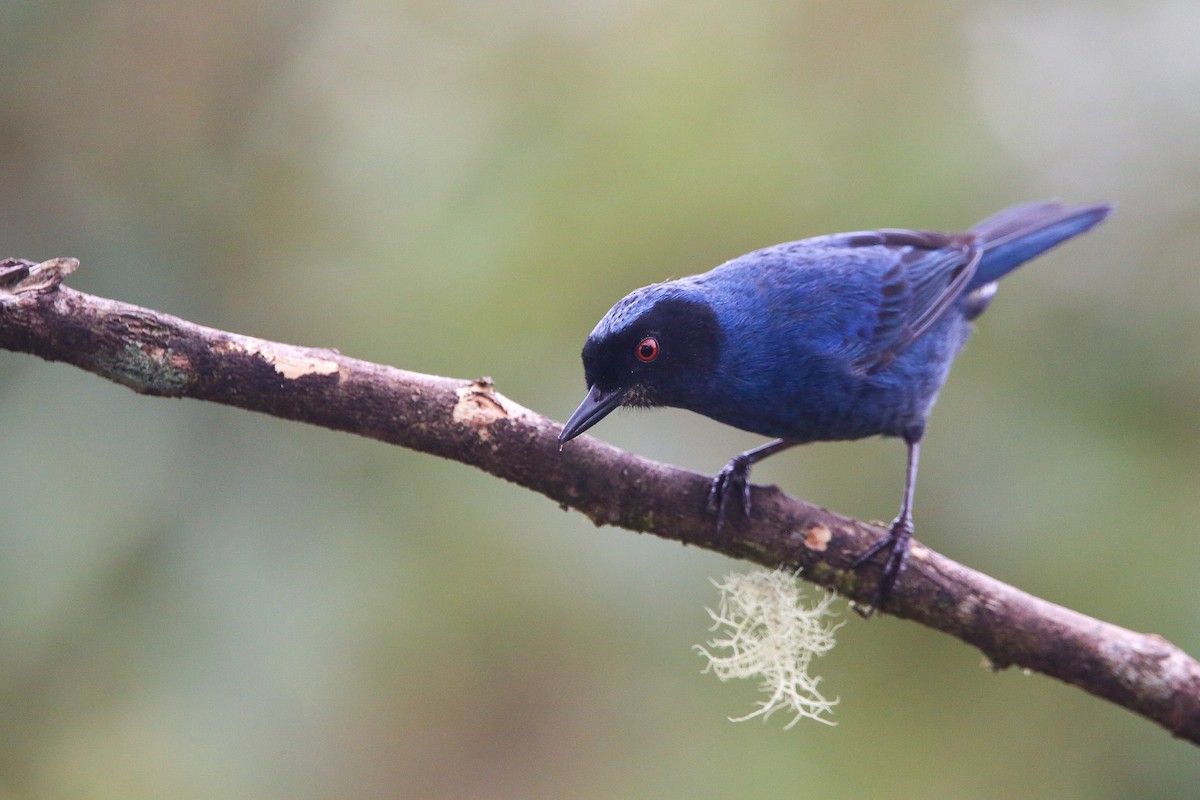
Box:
left=850, top=515, right=914, bottom=615
left=706, top=454, right=754, bottom=533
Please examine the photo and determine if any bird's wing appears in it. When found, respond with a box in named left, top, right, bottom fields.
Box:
left=839, top=229, right=982, bottom=374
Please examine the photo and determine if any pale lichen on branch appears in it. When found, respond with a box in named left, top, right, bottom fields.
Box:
left=697, top=569, right=842, bottom=728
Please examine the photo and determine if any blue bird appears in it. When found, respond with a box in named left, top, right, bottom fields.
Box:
left=559, top=200, right=1112, bottom=611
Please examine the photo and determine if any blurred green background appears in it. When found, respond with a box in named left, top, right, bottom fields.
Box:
left=2, top=1, right=1198, bottom=797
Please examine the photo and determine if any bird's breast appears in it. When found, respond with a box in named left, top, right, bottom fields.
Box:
left=678, top=314, right=971, bottom=443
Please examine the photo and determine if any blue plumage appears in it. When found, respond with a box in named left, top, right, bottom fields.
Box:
left=560, top=200, right=1111, bottom=610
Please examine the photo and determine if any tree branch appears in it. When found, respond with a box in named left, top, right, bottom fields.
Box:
left=2, top=256, right=1198, bottom=744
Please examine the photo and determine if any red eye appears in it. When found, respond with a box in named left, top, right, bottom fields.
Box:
left=636, top=337, right=660, bottom=363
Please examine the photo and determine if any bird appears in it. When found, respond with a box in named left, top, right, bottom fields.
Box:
left=558, top=200, right=1112, bottom=611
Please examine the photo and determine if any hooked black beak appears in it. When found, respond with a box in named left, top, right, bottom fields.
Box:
left=559, top=385, right=623, bottom=445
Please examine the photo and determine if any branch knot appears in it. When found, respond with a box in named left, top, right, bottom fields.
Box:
left=0, top=257, right=80, bottom=296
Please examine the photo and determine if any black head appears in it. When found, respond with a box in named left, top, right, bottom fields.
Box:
left=559, top=290, right=719, bottom=444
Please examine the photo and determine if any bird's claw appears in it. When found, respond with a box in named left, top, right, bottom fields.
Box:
left=851, top=516, right=914, bottom=615
left=706, top=455, right=754, bottom=532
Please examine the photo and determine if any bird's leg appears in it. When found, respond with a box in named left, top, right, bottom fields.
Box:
left=707, top=439, right=799, bottom=532
left=852, top=434, right=921, bottom=613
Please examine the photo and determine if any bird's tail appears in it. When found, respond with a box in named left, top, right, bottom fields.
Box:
left=968, top=200, right=1113, bottom=290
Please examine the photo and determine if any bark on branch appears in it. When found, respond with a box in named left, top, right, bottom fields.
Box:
left=2, top=256, right=1198, bottom=744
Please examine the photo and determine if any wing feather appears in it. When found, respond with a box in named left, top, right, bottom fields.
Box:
left=838, top=230, right=981, bottom=374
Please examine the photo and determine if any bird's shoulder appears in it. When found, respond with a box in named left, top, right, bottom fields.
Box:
left=699, top=228, right=981, bottom=373
left=706, top=229, right=973, bottom=278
